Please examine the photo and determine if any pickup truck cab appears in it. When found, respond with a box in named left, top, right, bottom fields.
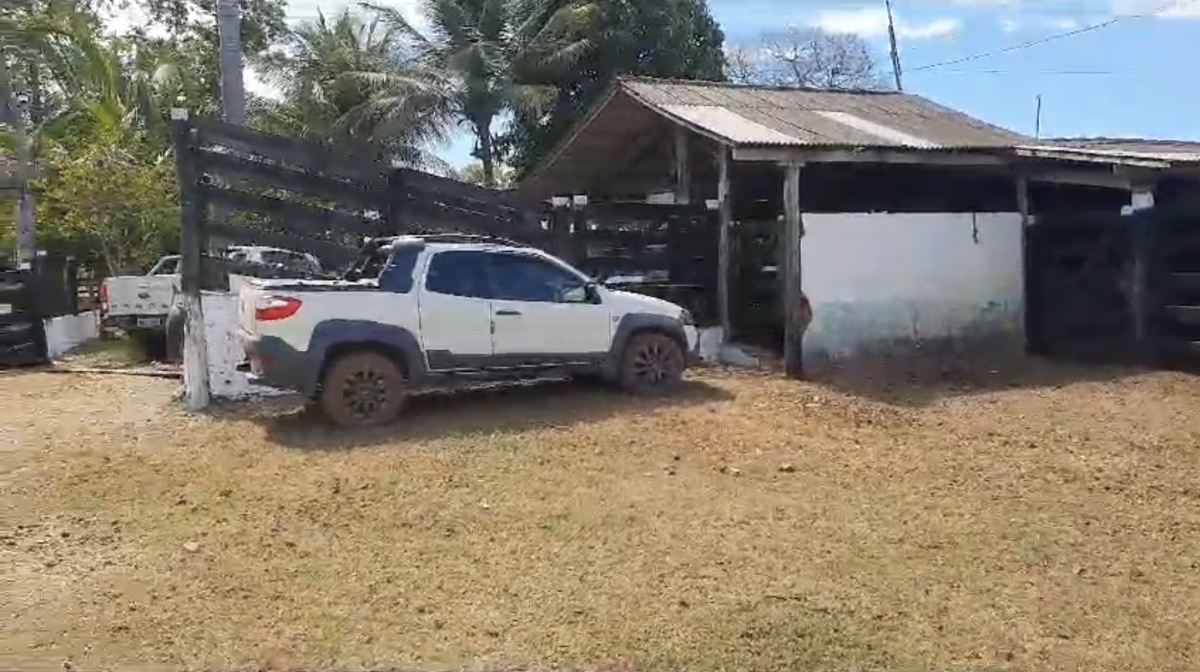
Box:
left=239, top=234, right=700, bottom=426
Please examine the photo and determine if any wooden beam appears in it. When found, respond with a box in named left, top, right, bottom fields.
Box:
left=1025, top=166, right=1136, bottom=190
left=782, top=162, right=804, bottom=378
left=732, top=146, right=1009, bottom=166
left=716, top=145, right=732, bottom=336
left=674, top=125, right=690, bottom=205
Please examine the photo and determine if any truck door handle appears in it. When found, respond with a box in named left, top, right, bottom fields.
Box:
left=495, top=309, right=521, bottom=316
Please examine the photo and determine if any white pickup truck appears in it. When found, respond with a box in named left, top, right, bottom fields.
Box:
left=238, top=234, right=700, bottom=426
left=99, top=255, right=181, bottom=335
left=102, top=246, right=326, bottom=338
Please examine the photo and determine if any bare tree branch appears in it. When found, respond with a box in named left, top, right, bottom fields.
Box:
left=726, top=27, right=886, bottom=91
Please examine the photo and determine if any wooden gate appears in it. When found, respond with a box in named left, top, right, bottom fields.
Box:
left=1025, top=204, right=1200, bottom=368
left=1025, top=212, right=1135, bottom=362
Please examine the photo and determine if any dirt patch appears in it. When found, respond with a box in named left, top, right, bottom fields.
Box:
left=3, top=362, right=1200, bottom=670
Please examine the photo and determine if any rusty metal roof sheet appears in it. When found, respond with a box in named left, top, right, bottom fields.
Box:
left=1031, top=137, right=1200, bottom=164
left=620, top=78, right=1026, bottom=149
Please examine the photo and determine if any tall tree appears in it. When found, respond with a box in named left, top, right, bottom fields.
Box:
left=404, top=0, right=593, bottom=187
left=504, top=0, right=727, bottom=178
left=726, top=27, right=884, bottom=90
left=251, top=8, right=454, bottom=167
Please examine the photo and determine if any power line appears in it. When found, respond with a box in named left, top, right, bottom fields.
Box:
left=926, top=69, right=1134, bottom=76
left=909, top=0, right=1196, bottom=73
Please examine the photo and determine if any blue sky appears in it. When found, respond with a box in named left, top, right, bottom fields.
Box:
left=114, top=0, right=1199, bottom=168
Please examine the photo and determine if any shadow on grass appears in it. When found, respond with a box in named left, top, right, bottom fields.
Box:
left=805, top=337, right=1144, bottom=408
left=211, top=377, right=733, bottom=450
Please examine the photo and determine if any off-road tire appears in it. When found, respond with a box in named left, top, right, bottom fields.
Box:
left=618, top=332, right=684, bottom=396
left=318, top=351, right=407, bottom=427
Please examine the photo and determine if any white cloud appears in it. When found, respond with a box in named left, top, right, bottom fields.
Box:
left=807, top=7, right=962, bottom=40
left=999, top=17, right=1020, bottom=31
left=952, top=0, right=1200, bottom=19
left=1112, top=0, right=1200, bottom=17
left=901, top=17, right=963, bottom=38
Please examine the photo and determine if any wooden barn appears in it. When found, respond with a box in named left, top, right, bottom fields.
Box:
left=520, top=77, right=1200, bottom=372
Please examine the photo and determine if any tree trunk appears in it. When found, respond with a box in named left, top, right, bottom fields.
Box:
left=477, top=118, right=495, bottom=188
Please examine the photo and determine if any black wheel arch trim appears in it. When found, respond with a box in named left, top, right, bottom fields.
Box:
left=308, top=320, right=427, bottom=390
left=606, top=312, right=688, bottom=378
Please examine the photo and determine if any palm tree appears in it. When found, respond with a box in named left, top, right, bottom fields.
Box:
left=368, top=0, right=594, bottom=187
left=251, top=8, right=454, bottom=168
left=3, top=12, right=168, bottom=153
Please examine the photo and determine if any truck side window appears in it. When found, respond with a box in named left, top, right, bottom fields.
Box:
left=425, top=250, right=493, bottom=298
left=488, top=253, right=585, bottom=303
left=378, top=246, right=420, bottom=293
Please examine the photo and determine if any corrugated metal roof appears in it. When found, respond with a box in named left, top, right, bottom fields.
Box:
left=658, top=104, right=798, bottom=144
left=620, top=78, right=1027, bottom=149
left=1016, top=144, right=1200, bottom=167
left=1032, top=138, right=1200, bottom=164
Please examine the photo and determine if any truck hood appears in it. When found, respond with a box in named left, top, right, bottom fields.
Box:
left=605, top=288, right=687, bottom=317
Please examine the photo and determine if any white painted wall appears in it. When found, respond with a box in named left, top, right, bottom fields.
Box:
left=201, top=291, right=286, bottom=399
left=801, top=212, right=1023, bottom=358
left=43, top=311, right=99, bottom=359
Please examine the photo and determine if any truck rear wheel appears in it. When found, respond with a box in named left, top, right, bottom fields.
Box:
left=618, top=332, right=684, bottom=396
left=319, top=351, right=407, bottom=427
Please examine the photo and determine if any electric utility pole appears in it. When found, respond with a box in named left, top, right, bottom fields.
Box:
left=884, top=0, right=904, bottom=91
left=216, top=0, right=246, bottom=124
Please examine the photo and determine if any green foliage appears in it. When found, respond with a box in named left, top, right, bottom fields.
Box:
left=452, top=160, right=514, bottom=188
left=414, top=0, right=595, bottom=186
left=250, top=7, right=453, bottom=169
left=35, top=139, right=178, bottom=275
left=504, top=0, right=728, bottom=177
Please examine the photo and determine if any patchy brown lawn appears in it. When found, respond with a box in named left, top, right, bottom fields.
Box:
left=4, top=357, right=1200, bottom=671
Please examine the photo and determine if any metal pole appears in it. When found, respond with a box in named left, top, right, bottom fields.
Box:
left=885, top=0, right=904, bottom=91
left=1035, top=94, right=1043, bottom=139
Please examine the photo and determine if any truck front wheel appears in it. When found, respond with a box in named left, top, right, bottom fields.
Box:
left=318, top=351, right=407, bottom=427
left=618, top=332, right=684, bottom=396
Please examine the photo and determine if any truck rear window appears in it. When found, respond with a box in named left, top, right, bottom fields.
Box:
left=378, top=246, right=419, bottom=293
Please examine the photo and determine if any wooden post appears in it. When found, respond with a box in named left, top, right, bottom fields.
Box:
left=550, top=197, right=572, bottom=261
left=674, top=126, right=690, bottom=205
left=570, top=194, right=588, bottom=265
left=782, top=162, right=804, bottom=378
left=1129, top=184, right=1155, bottom=363
left=1016, top=173, right=1032, bottom=353
left=171, top=111, right=211, bottom=409
left=716, top=145, right=732, bottom=336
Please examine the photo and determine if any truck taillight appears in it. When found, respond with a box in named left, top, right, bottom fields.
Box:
left=255, top=295, right=302, bottom=321
left=99, top=282, right=109, bottom=313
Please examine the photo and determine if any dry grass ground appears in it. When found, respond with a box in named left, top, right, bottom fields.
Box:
left=4, top=357, right=1200, bottom=671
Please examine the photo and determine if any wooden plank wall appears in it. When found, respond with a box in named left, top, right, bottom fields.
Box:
left=176, top=117, right=395, bottom=282
left=1025, top=202, right=1200, bottom=369
left=556, top=201, right=720, bottom=325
